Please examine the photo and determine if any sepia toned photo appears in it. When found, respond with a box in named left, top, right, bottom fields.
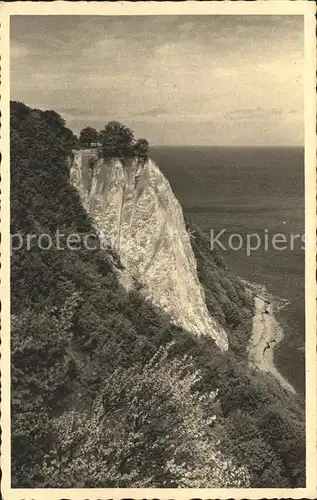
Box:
left=1, top=2, right=316, bottom=499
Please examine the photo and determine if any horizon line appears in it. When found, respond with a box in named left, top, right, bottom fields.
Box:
left=149, top=144, right=304, bottom=148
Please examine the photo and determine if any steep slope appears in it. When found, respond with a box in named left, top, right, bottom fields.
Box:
left=11, top=102, right=305, bottom=489
left=11, top=102, right=247, bottom=488
left=70, top=151, right=228, bottom=350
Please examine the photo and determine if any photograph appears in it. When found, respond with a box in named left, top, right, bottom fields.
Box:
left=1, top=2, right=316, bottom=499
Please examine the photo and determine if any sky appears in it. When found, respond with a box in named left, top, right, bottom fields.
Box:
left=11, top=15, right=304, bottom=146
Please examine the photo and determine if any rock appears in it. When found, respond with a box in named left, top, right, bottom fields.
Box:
left=70, top=151, right=228, bottom=351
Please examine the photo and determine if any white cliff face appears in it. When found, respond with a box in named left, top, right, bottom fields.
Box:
left=70, top=151, right=228, bottom=351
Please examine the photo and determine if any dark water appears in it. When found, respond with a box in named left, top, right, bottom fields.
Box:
left=150, top=146, right=305, bottom=394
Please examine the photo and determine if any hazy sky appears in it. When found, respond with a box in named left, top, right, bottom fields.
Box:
left=11, top=15, right=304, bottom=146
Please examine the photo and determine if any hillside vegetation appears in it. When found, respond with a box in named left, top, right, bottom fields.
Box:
left=11, top=101, right=305, bottom=488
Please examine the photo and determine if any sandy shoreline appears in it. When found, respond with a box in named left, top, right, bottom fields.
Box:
left=244, top=281, right=296, bottom=394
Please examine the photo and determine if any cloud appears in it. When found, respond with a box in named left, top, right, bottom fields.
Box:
left=10, top=15, right=304, bottom=145
left=227, top=107, right=285, bottom=120
left=135, top=107, right=171, bottom=118
left=80, top=36, right=125, bottom=58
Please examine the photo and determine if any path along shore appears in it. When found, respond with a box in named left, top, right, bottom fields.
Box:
left=245, top=282, right=296, bottom=394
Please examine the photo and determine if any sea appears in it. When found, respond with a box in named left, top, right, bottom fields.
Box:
left=150, top=146, right=305, bottom=395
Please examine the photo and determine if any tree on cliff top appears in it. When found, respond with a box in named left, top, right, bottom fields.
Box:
left=99, top=121, right=134, bottom=158
left=79, top=126, right=99, bottom=148
left=99, top=121, right=149, bottom=160
left=133, top=138, right=149, bottom=160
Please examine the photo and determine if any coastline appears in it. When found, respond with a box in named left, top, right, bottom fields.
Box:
left=244, top=281, right=296, bottom=394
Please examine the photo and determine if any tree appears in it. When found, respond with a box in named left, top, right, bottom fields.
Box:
left=133, top=138, right=149, bottom=160
left=79, top=127, right=99, bottom=148
left=59, top=127, right=79, bottom=148
left=43, top=110, right=66, bottom=131
left=11, top=293, right=82, bottom=486
left=99, top=121, right=134, bottom=158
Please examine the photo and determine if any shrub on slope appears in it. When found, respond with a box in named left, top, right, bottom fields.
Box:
left=189, top=223, right=254, bottom=356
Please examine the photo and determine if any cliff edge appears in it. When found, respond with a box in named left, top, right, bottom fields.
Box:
left=70, top=150, right=228, bottom=351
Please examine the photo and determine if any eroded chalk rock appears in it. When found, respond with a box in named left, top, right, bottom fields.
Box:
left=70, top=151, right=228, bottom=350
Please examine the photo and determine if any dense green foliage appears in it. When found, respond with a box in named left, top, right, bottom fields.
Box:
left=77, top=121, right=149, bottom=159
left=133, top=137, right=150, bottom=160
left=99, top=121, right=149, bottom=160
left=11, top=101, right=305, bottom=488
left=79, top=126, right=99, bottom=148
left=190, top=223, right=254, bottom=356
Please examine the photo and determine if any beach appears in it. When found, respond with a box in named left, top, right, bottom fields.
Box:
left=246, top=282, right=296, bottom=394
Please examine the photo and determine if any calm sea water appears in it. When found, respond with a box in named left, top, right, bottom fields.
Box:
left=150, top=146, right=305, bottom=394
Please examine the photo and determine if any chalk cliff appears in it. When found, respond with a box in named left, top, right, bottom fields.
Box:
left=70, top=150, right=228, bottom=351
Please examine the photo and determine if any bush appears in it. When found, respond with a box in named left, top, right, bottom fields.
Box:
left=37, top=345, right=250, bottom=488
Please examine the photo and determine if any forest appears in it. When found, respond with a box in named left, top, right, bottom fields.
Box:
left=11, top=101, right=305, bottom=488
